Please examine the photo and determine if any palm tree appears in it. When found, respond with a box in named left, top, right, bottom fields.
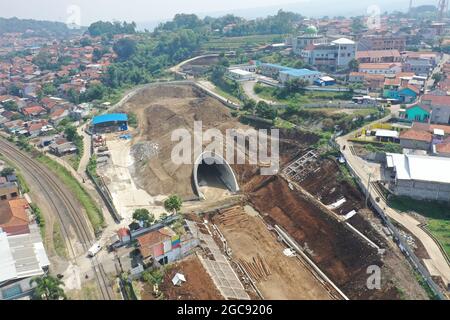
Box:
left=30, top=275, right=67, bottom=300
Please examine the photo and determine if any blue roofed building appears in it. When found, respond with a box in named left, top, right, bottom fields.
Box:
left=258, top=62, right=322, bottom=85
left=279, top=68, right=322, bottom=84
left=92, top=113, right=129, bottom=133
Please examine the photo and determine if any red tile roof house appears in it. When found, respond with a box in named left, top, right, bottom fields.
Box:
left=136, top=226, right=197, bottom=267
left=399, top=129, right=433, bottom=151
left=26, top=122, right=46, bottom=137
left=0, top=198, right=30, bottom=236
left=49, top=108, right=69, bottom=125
left=22, top=105, right=46, bottom=119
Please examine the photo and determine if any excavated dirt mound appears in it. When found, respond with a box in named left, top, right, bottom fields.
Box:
left=245, top=175, right=405, bottom=300
left=122, top=84, right=250, bottom=199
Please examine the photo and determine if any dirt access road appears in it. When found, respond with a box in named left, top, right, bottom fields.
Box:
left=0, top=138, right=114, bottom=300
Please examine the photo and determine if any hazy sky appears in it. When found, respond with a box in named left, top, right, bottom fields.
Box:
left=0, top=0, right=433, bottom=27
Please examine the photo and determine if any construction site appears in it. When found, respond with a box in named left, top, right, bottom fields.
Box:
left=96, top=83, right=429, bottom=300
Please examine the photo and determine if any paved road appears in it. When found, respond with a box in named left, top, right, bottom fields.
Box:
left=242, top=80, right=277, bottom=104
left=336, top=138, right=450, bottom=287
left=335, top=83, right=450, bottom=288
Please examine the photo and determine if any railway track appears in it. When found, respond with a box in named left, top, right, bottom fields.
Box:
left=0, top=138, right=113, bottom=300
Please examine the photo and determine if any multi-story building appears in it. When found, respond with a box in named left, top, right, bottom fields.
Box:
left=402, top=58, right=434, bottom=77
left=358, top=34, right=406, bottom=51
left=301, top=38, right=356, bottom=69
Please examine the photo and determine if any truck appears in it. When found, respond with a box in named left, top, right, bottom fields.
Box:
left=88, top=242, right=102, bottom=257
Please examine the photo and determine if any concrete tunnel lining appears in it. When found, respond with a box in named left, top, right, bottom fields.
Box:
left=193, top=151, right=240, bottom=200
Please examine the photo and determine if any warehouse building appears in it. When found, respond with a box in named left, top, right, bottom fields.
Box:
left=385, top=153, right=450, bottom=201
left=92, top=113, right=128, bottom=134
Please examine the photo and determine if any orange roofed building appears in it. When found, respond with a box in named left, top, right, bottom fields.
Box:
left=0, top=198, right=30, bottom=236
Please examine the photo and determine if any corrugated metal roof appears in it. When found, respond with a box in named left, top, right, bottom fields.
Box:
left=0, top=225, right=49, bottom=283
left=387, top=153, right=450, bottom=184
left=92, top=113, right=128, bottom=125
left=0, top=231, right=16, bottom=283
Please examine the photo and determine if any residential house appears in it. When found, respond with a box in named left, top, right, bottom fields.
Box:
left=22, top=106, right=46, bottom=119
left=348, top=72, right=385, bottom=92
left=402, top=105, right=431, bottom=123
left=0, top=199, right=30, bottom=236
left=0, top=183, right=19, bottom=201
left=49, top=140, right=77, bottom=156
left=358, top=63, right=402, bottom=75
left=49, top=108, right=69, bottom=125
left=356, top=50, right=402, bottom=63
left=136, top=225, right=198, bottom=267
left=399, top=129, right=433, bottom=151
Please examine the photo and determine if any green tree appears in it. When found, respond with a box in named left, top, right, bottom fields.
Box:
left=284, top=78, right=308, bottom=93
left=113, top=38, right=137, bottom=61
left=432, top=72, right=443, bottom=84
left=30, top=275, right=66, bottom=300
left=8, top=84, right=22, bottom=97
left=255, top=101, right=277, bottom=120
left=142, top=268, right=164, bottom=285
left=80, top=37, right=92, bottom=47
left=0, top=167, right=14, bottom=177
left=132, top=209, right=155, bottom=227
left=164, top=195, right=182, bottom=214
left=348, top=59, right=360, bottom=72
left=2, top=100, right=18, bottom=112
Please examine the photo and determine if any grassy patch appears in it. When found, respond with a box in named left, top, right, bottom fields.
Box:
left=363, top=142, right=403, bottom=154
left=389, top=196, right=450, bottom=259
left=337, top=163, right=358, bottom=188
left=274, top=117, right=296, bottom=129
left=53, top=221, right=68, bottom=259
left=36, top=154, right=104, bottom=234
left=211, top=85, right=241, bottom=104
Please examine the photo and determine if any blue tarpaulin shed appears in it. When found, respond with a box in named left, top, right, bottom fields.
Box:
left=92, top=113, right=128, bottom=125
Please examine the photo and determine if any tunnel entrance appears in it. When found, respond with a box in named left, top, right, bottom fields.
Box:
left=193, top=152, right=239, bottom=200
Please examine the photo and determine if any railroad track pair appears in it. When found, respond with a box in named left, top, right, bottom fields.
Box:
left=0, top=139, right=113, bottom=300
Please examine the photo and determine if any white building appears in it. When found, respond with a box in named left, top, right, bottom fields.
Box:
left=385, top=153, right=450, bottom=201
left=226, top=68, right=255, bottom=82
left=358, top=63, right=402, bottom=75
left=302, top=38, right=356, bottom=69
left=0, top=225, right=50, bottom=300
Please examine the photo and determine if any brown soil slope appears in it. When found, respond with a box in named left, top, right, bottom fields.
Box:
left=121, top=85, right=249, bottom=199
